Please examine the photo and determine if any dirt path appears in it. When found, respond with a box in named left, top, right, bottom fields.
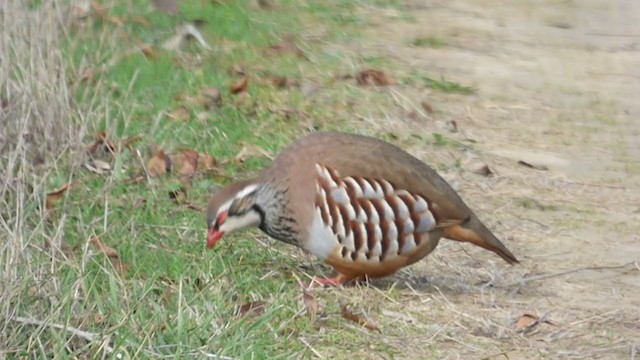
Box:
left=329, top=1, right=639, bottom=358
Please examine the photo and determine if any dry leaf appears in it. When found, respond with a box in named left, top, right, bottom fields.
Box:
left=87, top=131, right=116, bottom=156
left=474, top=164, right=494, bottom=177
left=517, top=160, right=549, bottom=171
left=139, top=43, right=156, bottom=59
left=79, top=67, right=97, bottom=83
left=302, top=290, right=319, bottom=319
left=46, top=183, right=72, bottom=210
left=167, top=106, right=190, bottom=121
left=173, top=149, right=199, bottom=177
left=199, top=86, right=222, bottom=109
left=112, top=258, right=129, bottom=275
left=340, top=305, right=380, bottom=332
left=356, top=69, right=395, bottom=86
left=421, top=99, right=434, bottom=115
left=230, top=76, right=249, bottom=94
left=147, top=149, right=171, bottom=177
left=514, top=313, right=555, bottom=332
left=235, top=301, right=266, bottom=317
left=90, top=236, right=119, bottom=258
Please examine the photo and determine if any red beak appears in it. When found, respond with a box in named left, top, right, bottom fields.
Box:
left=207, top=228, right=224, bottom=248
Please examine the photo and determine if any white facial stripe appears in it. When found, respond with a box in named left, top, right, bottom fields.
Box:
left=218, top=210, right=261, bottom=234
left=236, top=184, right=259, bottom=198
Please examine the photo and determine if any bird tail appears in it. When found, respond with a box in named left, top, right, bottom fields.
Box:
left=442, top=216, right=519, bottom=265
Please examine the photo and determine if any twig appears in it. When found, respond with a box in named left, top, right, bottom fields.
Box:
left=508, top=262, right=637, bottom=286
left=299, top=337, right=323, bottom=358
left=11, top=316, right=114, bottom=353
left=631, top=343, right=637, bottom=360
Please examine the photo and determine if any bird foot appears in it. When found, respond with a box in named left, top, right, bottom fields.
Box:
left=307, top=276, right=347, bottom=288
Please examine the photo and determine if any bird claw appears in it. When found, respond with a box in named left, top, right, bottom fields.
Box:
left=307, top=276, right=345, bottom=288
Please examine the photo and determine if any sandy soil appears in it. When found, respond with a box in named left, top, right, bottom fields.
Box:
left=319, top=1, right=640, bottom=358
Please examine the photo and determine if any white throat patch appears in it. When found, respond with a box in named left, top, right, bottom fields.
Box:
left=219, top=210, right=261, bottom=234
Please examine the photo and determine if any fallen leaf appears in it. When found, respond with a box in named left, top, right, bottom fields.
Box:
left=152, top=0, right=179, bottom=15
left=230, top=76, right=249, bottom=94
left=517, top=160, right=549, bottom=171
left=90, top=236, right=118, bottom=258
left=302, top=290, right=319, bottom=319
left=356, top=69, right=395, bottom=86
left=147, top=149, right=171, bottom=177
left=139, top=43, right=156, bottom=59
left=265, top=40, right=306, bottom=59
left=167, top=106, right=190, bottom=121
left=46, top=183, right=72, bottom=210
left=87, top=131, right=116, bottom=156
left=173, top=149, right=199, bottom=177
left=235, top=301, right=266, bottom=317
left=340, top=304, right=380, bottom=332
left=112, top=258, right=129, bottom=275
left=199, top=86, right=222, bottom=109
left=474, top=164, right=494, bottom=177
left=514, top=313, right=555, bottom=333
left=197, top=153, right=217, bottom=170
left=421, top=99, right=434, bottom=115
left=79, top=67, right=97, bottom=83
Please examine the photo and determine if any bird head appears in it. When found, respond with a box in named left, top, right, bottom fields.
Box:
left=206, top=179, right=263, bottom=248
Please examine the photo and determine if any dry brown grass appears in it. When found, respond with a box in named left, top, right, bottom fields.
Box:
left=0, top=0, right=90, bottom=355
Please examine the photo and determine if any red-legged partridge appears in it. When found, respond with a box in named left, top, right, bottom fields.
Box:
left=206, top=132, right=518, bottom=286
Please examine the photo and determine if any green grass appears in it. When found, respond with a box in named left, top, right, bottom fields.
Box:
left=2, top=0, right=377, bottom=358
left=3, top=0, right=484, bottom=357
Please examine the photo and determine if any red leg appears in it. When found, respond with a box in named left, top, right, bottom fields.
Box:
left=307, top=274, right=353, bottom=288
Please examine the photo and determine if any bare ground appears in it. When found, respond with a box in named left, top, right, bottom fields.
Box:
left=304, top=1, right=640, bottom=358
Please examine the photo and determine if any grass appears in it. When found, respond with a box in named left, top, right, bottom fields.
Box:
left=1, top=0, right=376, bottom=358
left=5, top=0, right=636, bottom=359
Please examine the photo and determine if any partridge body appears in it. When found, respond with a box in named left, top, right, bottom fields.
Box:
left=206, top=132, right=518, bottom=285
